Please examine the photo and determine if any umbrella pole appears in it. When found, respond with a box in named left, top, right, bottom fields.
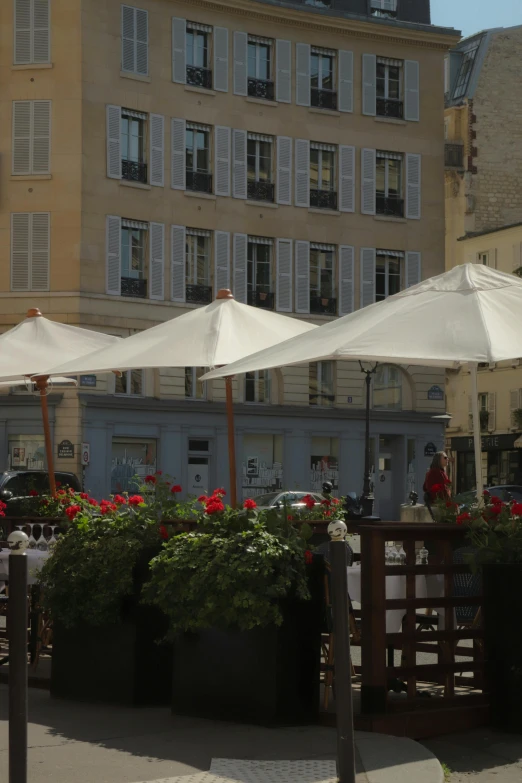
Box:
left=225, top=376, right=238, bottom=508
left=470, top=363, right=484, bottom=499
left=34, top=376, right=57, bottom=496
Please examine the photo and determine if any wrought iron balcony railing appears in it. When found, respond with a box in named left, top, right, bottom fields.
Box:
left=376, top=98, right=404, bottom=119
left=122, top=159, right=148, bottom=184
left=310, top=189, right=337, bottom=211
left=186, top=65, right=213, bottom=90
left=247, top=78, right=275, bottom=101
left=310, top=295, right=337, bottom=315
left=121, top=277, right=147, bottom=298
left=247, top=180, right=275, bottom=203
left=247, top=290, right=274, bottom=310
left=445, top=143, right=464, bottom=169
left=311, top=88, right=338, bottom=111
left=186, top=284, right=212, bottom=305
left=376, top=194, right=405, bottom=218
left=186, top=170, right=213, bottom=194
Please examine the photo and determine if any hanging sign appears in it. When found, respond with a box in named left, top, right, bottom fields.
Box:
left=424, top=442, right=437, bottom=457
left=80, top=375, right=97, bottom=388
left=428, top=385, right=444, bottom=401
left=57, top=440, right=74, bottom=459
left=81, top=443, right=90, bottom=466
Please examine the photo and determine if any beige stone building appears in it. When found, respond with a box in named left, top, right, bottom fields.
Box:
left=0, top=0, right=458, bottom=517
left=444, top=25, right=522, bottom=493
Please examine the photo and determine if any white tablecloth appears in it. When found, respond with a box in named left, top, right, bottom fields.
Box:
left=0, top=550, right=50, bottom=585
left=347, top=565, right=445, bottom=634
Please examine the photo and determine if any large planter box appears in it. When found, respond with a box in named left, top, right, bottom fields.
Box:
left=483, top=563, right=522, bottom=731
left=171, top=561, right=324, bottom=725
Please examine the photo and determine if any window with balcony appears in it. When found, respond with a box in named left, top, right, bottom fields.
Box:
left=370, top=0, right=398, bottom=18
left=376, top=57, right=403, bottom=119
left=311, top=48, right=337, bottom=111
left=121, top=223, right=147, bottom=298
left=376, top=251, right=402, bottom=302
left=185, top=367, right=207, bottom=400
left=121, top=110, right=147, bottom=184
left=309, top=361, right=334, bottom=407
left=115, top=370, right=144, bottom=396
left=186, top=229, right=212, bottom=304
left=247, top=237, right=274, bottom=310
left=185, top=123, right=212, bottom=193
left=376, top=151, right=404, bottom=217
left=186, top=22, right=213, bottom=89
left=247, top=133, right=274, bottom=202
left=310, top=244, right=336, bottom=315
left=247, top=35, right=274, bottom=101
left=310, top=143, right=337, bottom=210
left=373, top=365, right=402, bottom=410
left=245, top=370, right=271, bottom=404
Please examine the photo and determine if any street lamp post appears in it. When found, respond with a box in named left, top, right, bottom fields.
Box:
left=359, top=362, right=380, bottom=520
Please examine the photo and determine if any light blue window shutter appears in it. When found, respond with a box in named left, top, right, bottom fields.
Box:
left=339, top=245, right=354, bottom=315
left=406, top=153, right=421, bottom=219
left=171, top=117, right=186, bottom=190
left=338, top=50, right=353, bottom=113
left=404, top=60, right=420, bottom=122
left=295, top=240, right=310, bottom=314
left=149, top=113, right=164, bottom=187
left=106, top=105, right=121, bottom=179
left=213, top=27, right=229, bottom=92
left=233, top=31, right=248, bottom=96
left=149, top=222, right=165, bottom=300
left=233, top=233, right=248, bottom=303
left=362, top=53, right=376, bottom=116
left=294, top=138, right=309, bottom=208
left=232, top=129, right=247, bottom=199
left=215, top=126, right=231, bottom=197
left=276, top=136, right=292, bottom=206
left=106, top=215, right=121, bottom=295
left=171, top=224, right=186, bottom=302
left=214, top=231, right=230, bottom=293
left=276, top=238, right=292, bottom=313
left=339, top=145, right=355, bottom=213
left=276, top=40, right=291, bottom=103
left=172, top=17, right=186, bottom=84
left=296, top=43, right=311, bottom=107
left=405, top=251, right=421, bottom=288
left=360, top=248, right=376, bottom=308
left=361, top=148, right=376, bottom=215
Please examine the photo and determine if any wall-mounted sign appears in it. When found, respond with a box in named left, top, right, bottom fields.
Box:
left=81, top=443, right=90, bottom=466
left=428, top=385, right=444, bottom=401
left=424, top=442, right=438, bottom=457
left=80, top=375, right=97, bottom=388
left=347, top=396, right=353, bottom=404
left=57, top=440, right=74, bottom=459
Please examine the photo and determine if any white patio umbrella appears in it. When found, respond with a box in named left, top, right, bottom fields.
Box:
left=39, top=291, right=317, bottom=507
left=202, top=264, right=522, bottom=499
left=0, top=309, right=119, bottom=494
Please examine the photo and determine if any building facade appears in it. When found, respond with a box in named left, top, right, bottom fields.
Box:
left=0, top=0, right=458, bottom=518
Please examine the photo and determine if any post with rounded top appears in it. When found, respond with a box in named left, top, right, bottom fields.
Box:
left=7, top=530, right=30, bottom=783
left=215, top=290, right=238, bottom=507
left=328, top=519, right=356, bottom=783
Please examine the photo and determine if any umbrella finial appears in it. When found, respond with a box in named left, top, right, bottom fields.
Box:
left=216, top=289, right=234, bottom=300
left=27, top=308, right=43, bottom=318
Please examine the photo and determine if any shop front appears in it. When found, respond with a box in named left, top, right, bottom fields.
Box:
left=451, top=433, right=522, bottom=493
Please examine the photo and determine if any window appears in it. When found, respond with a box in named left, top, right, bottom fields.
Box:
left=121, top=222, right=147, bottom=298
left=311, top=48, right=337, bottom=110
left=247, top=237, right=273, bottom=309
left=376, top=252, right=402, bottom=301
left=376, top=57, right=403, bottom=119
left=111, top=438, right=156, bottom=494
left=186, top=123, right=212, bottom=193
left=373, top=365, right=402, bottom=410
left=185, top=367, right=207, bottom=399
left=479, top=251, right=497, bottom=269
left=8, top=436, right=45, bottom=470
left=479, top=392, right=489, bottom=431
left=309, top=361, right=334, bottom=407
left=186, top=229, right=212, bottom=304
left=245, top=370, right=271, bottom=404
left=247, top=133, right=274, bottom=202
left=370, top=0, right=397, bottom=18
left=115, top=370, right=144, bottom=396
left=11, top=212, right=50, bottom=292
left=310, top=143, right=337, bottom=210
left=121, top=5, right=148, bottom=77
left=121, top=110, right=147, bottom=183
left=12, top=100, right=51, bottom=176
left=186, top=22, right=212, bottom=89
left=247, top=36, right=274, bottom=100
left=376, top=151, right=404, bottom=217
left=453, top=46, right=478, bottom=100
left=14, top=0, right=50, bottom=65
left=310, top=244, right=336, bottom=315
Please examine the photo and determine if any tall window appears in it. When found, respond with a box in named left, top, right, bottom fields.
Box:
left=376, top=57, right=403, bottom=119
left=115, top=370, right=144, bottom=396
left=309, top=361, right=334, bottom=407
left=247, top=238, right=273, bottom=309
left=121, top=5, right=148, bottom=77
left=186, top=124, right=211, bottom=193
left=121, top=223, right=147, bottom=298
left=310, top=245, right=336, bottom=315
left=453, top=46, right=478, bottom=99
left=310, top=143, right=337, bottom=210
left=248, top=36, right=273, bottom=99
left=185, top=367, right=206, bottom=400
left=376, top=252, right=402, bottom=302
left=311, top=48, right=337, bottom=110
left=186, top=22, right=212, bottom=89
left=373, top=365, right=402, bottom=410
left=185, top=229, right=211, bottom=304
left=376, top=152, right=403, bottom=217
left=121, top=110, right=146, bottom=183
left=245, top=370, right=271, bottom=404
left=14, top=0, right=51, bottom=65
left=247, top=134, right=274, bottom=202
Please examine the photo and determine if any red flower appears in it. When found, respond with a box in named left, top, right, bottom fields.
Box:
left=332, top=497, right=340, bottom=505
left=456, top=511, right=471, bottom=525
left=156, top=470, right=163, bottom=476
left=483, top=489, right=490, bottom=497
left=60, top=497, right=69, bottom=505
left=128, top=495, right=144, bottom=506
left=0, top=499, right=6, bottom=517
left=213, top=488, right=226, bottom=497
left=243, top=498, right=257, bottom=510
left=29, top=489, right=39, bottom=497
left=490, top=495, right=503, bottom=505
left=40, top=498, right=49, bottom=507
left=430, top=483, right=444, bottom=495
left=145, top=475, right=157, bottom=484
left=304, top=550, right=314, bottom=565
left=287, top=515, right=294, bottom=521
left=512, top=502, right=522, bottom=517
left=80, top=492, right=89, bottom=500
left=159, top=524, right=169, bottom=540
left=89, top=498, right=98, bottom=507
left=303, top=494, right=316, bottom=510
left=324, top=510, right=332, bottom=517
left=65, top=504, right=81, bottom=520
left=171, top=484, right=182, bottom=493
left=57, top=489, right=66, bottom=497
left=491, top=503, right=503, bottom=516
left=56, top=481, right=62, bottom=488
left=113, top=494, right=127, bottom=505
left=205, top=499, right=225, bottom=514
left=198, top=495, right=208, bottom=503
left=321, top=499, right=332, bottom=507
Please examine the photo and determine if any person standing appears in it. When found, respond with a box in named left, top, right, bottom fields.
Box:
left=423, top=451, right=452, bottom=504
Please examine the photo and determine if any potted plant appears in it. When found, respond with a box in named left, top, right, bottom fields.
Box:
left=39, top=476, right=182, bottom=706
left=143, top=489, right=325, bottom=725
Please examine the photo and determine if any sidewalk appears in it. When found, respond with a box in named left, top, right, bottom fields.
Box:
left=423, top=729, right=522, bottom=782
left=0, top=686, right=442, bottom=783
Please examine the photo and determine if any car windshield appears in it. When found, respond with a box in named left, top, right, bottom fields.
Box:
left=254, top=492, right=281, bottom=505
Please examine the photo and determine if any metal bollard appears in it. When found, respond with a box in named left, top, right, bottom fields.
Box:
left=328, top=520, right=356, bottom=783
left=7, top=530, right=29, bottom=783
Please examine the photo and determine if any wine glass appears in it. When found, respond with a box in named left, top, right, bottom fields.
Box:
left=47, top=525, right=58, bottom=551
left=396, top=544, right=407, bottom=566
left=27, top=523, right=37, bottom=549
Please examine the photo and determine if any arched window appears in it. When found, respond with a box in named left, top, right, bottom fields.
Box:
left=373, top=365, right=402, bottom=410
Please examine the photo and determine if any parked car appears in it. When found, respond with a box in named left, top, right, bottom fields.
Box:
left=0, top=470, right=81, bottom=516
left=252, top=491, right=325, bottom=511
left=457, top=484, right=522, bottom=508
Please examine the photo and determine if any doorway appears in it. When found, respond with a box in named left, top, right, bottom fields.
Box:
left=374, top=435, right=402, bottom=520
left=187, top=439, right=211, bottom=495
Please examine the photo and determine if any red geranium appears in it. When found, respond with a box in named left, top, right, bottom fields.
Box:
left=331, top=497, right=340, bottom=505
left=56, top=481, right=61, bottom=488
left=171, top=484, right=182, bottom=493
left=40, top=498, right=49, bottom=507
left=430, top=483, right=444, bottom=495
left=159, top=524, right=169, bottom=540
left=80, top=492, right=89, bottom=500
left=243, top=498, right=257, bottom=510
left=198, top=495, right=208, bottom=503
left=213, top=488, right=226, bottom=497
left=456, top=511, right=471, bottom=525
left=512, top=502, right=522, bottom=517
left=483, top=489, right=490, bottom=497
left=490, top=495, right=503, bottom=505
left=113, top=494, right=127, bottom=505
left=304, top=550, right=314, bottom=565
left=156, top=470, right=163, bottom=476
left=65, top=504, right=81, bottom=520
left=0, top=500, right=6, bottom=517
left=287, top=515, right=294, bottom=521
left=303, top=494, right=316, bottom=510
left=89, top=498, right=98, bottom=507
left=29, top=489, right=39, bottom=497
left=205, top=499, right=225, bottom=514
left=56, top=489, right=66, bottom=497
left=128, top=495, right=144, bottom=506
left=321, top=499, right=332, bottom=507
left=145, top=475, right=157, bottom=484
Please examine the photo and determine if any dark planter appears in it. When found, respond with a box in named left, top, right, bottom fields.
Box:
left=171, top=560, right=324, bottom=725
left=483, top=563, right=522, bottom=731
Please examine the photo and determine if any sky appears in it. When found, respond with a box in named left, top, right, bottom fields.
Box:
left=431, top=0, right=521, bottom=38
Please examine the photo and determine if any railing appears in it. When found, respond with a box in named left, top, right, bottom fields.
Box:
left=247, top=77, right=275, bottom=101
left=122, top=159, right=147, bottom=184
left=310, top=189, right=338, bottom=210
left=311, top=88, right=338, bottom=111
left=121, top=277, right=147, bottom=298
left=376, top=194, right=405, bottom=218
left=186, top=284, right=212, bottom=305
left=247, top=290, right=274, bottom=310
left=376, top=98, right=404, bottom=119
left=186, top=65, right=212, bottom=90
left=445, top=143, right=464, bottom=169
left=247, top=180, right=275, bottom=203
left=310, top=295, right=337, bottom=315
left=186, top=170, right=213, bottom=194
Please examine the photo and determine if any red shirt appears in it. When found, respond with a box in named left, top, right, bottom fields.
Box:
left=423, top=468, right=451, bottom=502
